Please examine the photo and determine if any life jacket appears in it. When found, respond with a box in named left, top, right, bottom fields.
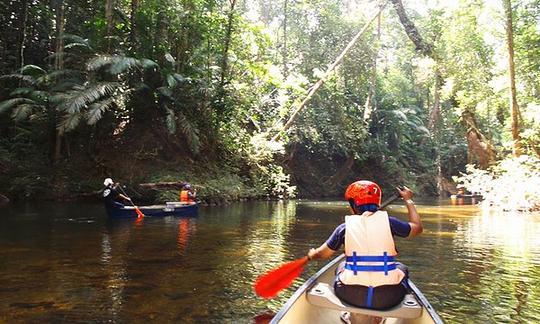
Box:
left=339, top=211, right=405, bottom=287
left=179, top=190, right=194, bottom=203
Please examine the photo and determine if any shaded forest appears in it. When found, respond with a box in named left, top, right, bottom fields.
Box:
left=1, top=0, right=539, bottom=203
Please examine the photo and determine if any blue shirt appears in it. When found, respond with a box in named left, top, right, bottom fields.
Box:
left=326, top=216, right=411, bottom=251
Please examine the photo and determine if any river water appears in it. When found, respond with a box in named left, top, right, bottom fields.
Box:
left=1, top=199, right=539, bottom=323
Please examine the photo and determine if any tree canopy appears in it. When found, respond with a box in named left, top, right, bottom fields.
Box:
left=1, top=0, right=539, bottom=201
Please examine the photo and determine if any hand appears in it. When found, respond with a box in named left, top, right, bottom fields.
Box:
left=307, top=248, right=317, bottom=261
left=397, top=186, right=413, bottom=201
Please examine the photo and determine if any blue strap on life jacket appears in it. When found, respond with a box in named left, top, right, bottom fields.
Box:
left=345, top=251, right=396, bottom=275
left=366, top=286, right=374, bottom=308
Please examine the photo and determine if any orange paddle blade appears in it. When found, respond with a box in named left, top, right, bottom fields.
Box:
left=254, top=257, right=309, bottom=299
left=135, top=206, right=145, bottom=218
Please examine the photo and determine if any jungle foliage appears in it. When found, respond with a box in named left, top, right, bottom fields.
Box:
left=0, top=0, right=539, bottom=201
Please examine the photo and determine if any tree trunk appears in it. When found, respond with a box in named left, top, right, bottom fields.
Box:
left=462, top=109, right=495, bottom=168
left=139, top=181, right=189, bottom=190
left=272, top=4, right=386, bottom=141
left=390, top=0, right=434, bottom=57
left=363, top=13, right=381, bottom=122
left=503, top=0, right=522, bottom=156
left=220, top=0, right=237, bottom=89
left=105, top=0, right=115, bottom=52
left=129, top=0, right=139, bottom=53
left=391, top=0, right=444, bottom=130
left=323, top=154, right=355, bottom=189
left=17, top=0, right=29, bottom=69
left=53, top=0, right=65, bottom=163
left=282, top=0, right=288, bottom=77
left=428, top=70, right=443, bottom=130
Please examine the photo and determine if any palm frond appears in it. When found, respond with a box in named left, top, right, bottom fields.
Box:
left=61, top=34, right=91, bottom=48
left=87, top=55, right=159, bottom=75
left=20, top=65, right=46, bottom=76
left=87, top=55, right=117, bottom=71
left=11, top=104, right=36, bottom=121
left=176, top=111, right=200, bottom=155
left=64, top=42, right=93, bottom=51
left=0, top=98, right=37, bottom=114
left=141, top=59, right=159, bottom=70
left=9, top=88, right=35, bottom=96
left=58, top=111, right=82, bottom=134
left=165, top=107, right=177, bottom=134
left=0, top=74, right=36, bottom=85
left=86, top=97, right=116, bottom=125
left=109, top=57, right=141, bottom=74
left=57, top=82, right=121, bottom=114
left=36, top=69, right=83, bottom=86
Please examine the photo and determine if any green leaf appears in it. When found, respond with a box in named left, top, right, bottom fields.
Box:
left=86, top=98, right=116, bottom=125
left=0, top=98, right=36, bottom=114
left=20, top=65, right=46, bottom=76
left=165, top=107, right=177, bottom=134
left=11, top=104, right=35, bottom=121
left=58, top=112, right=82, bottom=133
left=56, top=82, right=120, bottom=114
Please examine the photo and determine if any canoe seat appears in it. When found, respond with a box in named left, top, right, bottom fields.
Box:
left=306, top=282, right=422, bottom=319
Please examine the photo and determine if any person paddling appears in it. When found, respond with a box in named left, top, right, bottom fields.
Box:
left=306, top=180, right=423, bottom=312
left=102, top=178, right=132, bottom=208
left=179, top=183, right=196, bottom=204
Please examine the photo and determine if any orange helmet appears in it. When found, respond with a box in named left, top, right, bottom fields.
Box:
left=345, top=180, right=382, bottom=206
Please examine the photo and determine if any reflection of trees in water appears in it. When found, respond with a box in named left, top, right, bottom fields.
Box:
left=101, top=222, right=132, bottom=321
left=452, top=210, right=540, bottom=321
left=247, top=201, right=297, bottom=279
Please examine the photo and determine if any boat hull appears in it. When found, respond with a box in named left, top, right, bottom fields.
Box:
left=271, top=254, right=443, bottom=324
left=105, top=202, right=198, bottom=218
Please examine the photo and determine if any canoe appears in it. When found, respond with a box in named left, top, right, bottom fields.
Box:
left=271, top=254, right=443, bottom=324
left=450, top=194, right=482, bottom=199
left=105, top=201, right=198, bottom=218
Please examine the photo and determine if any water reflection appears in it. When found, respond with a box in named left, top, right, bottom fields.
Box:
left=247, top=201, right=297, bottom=271
left=450, top=209, right=540, bottom=322
left=177, top=217, right=196, bottom=255
left=2, top=201, right=540, bottom=323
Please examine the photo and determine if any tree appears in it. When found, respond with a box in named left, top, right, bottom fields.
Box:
left=503, top=0, right=522, bottom=156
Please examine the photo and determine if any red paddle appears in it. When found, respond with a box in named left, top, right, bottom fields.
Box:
left=254, top=257, right=309, bottom=299
left=254, top=191, right=402, bottom=299
left=118, top=184, right=145, bottom=219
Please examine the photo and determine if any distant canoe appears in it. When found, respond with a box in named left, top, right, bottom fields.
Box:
left=450, top=194, right=482, bottom=199
left=105, top=201, right=198, bottom=218
left=271, top=254, right=443, bottom=324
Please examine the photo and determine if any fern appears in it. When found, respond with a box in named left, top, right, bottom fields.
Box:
left=56, top=82, right=120, bottom=114
left=177, top=111, right=200, bottom=155
left=86, top=97, right=116, bottom=125
left=58, top=111, right=82, bottom=133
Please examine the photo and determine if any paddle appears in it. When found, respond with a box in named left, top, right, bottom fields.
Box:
left=254, top=188, right=403, bottom=299
left=118, top=185, right=145, bottom=219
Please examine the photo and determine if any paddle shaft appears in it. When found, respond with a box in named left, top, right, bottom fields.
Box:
left=379, top=192, right=401, bottom=209
left=118, top=185, right=145, bottom=217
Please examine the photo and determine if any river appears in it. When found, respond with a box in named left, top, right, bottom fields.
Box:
left=1, top=199, right=540, bottom=323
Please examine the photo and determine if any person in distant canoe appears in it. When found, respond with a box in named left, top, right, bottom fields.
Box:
left=307, top=180, right=423, bottom=312
left=179, top=183, right=196, bottom=204
left=102, top=178, right=132, bottom=208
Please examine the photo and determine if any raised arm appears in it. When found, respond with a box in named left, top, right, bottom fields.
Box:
left=398, top=186, right=423, bottom=237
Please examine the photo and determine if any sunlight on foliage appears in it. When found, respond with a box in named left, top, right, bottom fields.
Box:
left=455, top=156, right=540, bottom=211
